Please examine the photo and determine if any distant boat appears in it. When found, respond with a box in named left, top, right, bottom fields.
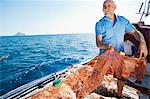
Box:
left=15, top=32, right=26, bottom=36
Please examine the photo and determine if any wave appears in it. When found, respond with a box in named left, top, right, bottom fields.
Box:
left=8, top=57, right=80, bottom=85
left=0, top=55, right=9, bottom=61
left=29, top=50, right=45, bottom=54
left=6, top=63, right=46, bottom=85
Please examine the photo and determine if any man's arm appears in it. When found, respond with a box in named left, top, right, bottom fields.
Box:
left=96, top=35, right=110, bottom=49
left=128, top=29, right=148, bottom=57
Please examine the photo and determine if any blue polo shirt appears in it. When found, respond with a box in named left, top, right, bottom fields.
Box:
left=95, top=15, right=135, bottom=54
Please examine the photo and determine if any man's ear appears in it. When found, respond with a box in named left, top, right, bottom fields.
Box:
left=114, top=5, right=116, bottom=10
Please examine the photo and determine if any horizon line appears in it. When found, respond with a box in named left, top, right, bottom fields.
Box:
left=0, top=32, right=94, bottom=37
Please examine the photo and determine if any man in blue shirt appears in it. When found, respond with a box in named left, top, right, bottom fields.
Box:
left=95, top=0, right=148, bottom=97
left=95, top=0, right=147, bottom=57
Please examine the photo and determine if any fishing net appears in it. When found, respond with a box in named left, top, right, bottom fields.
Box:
left=31, top=49, right=147, bottom=99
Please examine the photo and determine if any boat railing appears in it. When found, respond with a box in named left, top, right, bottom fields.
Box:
left=0, top=68, right=68, bottom=99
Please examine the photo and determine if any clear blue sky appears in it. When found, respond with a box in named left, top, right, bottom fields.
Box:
left=0, top=0, right=149, bottom=36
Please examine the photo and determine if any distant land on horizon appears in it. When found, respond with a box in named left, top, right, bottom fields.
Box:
left=0, top=32, right=93, bottom=37
left=15, top=32, right=26, bottom=36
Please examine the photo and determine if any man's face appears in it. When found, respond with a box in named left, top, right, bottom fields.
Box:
left=103, top=1, right=116, bottom=17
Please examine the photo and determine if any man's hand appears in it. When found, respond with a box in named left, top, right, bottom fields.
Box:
left=138, top=41, right=148, bottom=58
left=96, top=35, right=112, bottom=49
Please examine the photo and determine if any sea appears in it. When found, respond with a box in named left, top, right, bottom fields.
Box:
left=0, top=33, right=99, bottom=96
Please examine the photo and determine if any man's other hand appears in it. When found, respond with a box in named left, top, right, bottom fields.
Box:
left=138, top=41, right=148, bottom=58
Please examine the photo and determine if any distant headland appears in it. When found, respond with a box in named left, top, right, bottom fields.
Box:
left=15, top=32, right=26, bottom=36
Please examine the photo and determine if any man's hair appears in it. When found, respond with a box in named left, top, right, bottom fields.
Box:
left=103, top=0, right=116, bottom=7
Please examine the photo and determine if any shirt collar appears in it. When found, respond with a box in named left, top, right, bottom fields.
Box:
left=103, top=14, right=118, bottom=21
left=103, top=14, right=119, bottom=27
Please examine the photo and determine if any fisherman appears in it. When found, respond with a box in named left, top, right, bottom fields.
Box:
left=95, top=0, right=148, bottom=97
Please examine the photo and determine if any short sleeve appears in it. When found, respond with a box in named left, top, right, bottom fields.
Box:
left=121, top=16, right=135, bottom=33
left=95, top=21, right=105, bottom=36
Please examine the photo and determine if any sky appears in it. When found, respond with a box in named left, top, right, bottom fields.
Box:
left=0, top=0, right=149, bottom=36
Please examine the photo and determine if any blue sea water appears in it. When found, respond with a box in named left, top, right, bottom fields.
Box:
left=0, top=33, right=99, bottom=96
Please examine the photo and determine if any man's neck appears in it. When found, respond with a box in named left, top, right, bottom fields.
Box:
left=107, top=14, right=115, bottom=20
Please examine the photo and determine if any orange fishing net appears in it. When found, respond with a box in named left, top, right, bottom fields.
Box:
left=31, top=49, right=147, bottom=99
left=99, top=48, right=147, bottom=80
